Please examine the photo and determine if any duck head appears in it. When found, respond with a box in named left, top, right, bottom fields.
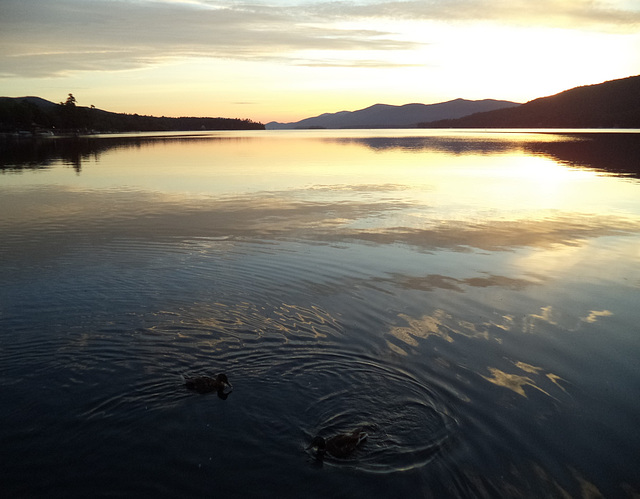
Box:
left=216, top=373, right=233, bottom=397
left=307, top=436, right=328, bottom=460
left=216, top=373, right=230, bottom=387
left=308, top=436, right=326, bottom=452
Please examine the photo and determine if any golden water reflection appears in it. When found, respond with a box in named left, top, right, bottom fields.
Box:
left=387, top=310, right=496, bottom=349
left=4, top=133, right=640, bottom=271
left=3, top=131, right=639, bottom=204
left=482, top=360, right=569, bottom=399
left=386, top=305, right=596, bottom=402
left=482, top=368, right=545, bottom=398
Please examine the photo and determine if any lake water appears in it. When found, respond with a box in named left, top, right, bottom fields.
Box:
left=1, top=129, right=639, bottom=498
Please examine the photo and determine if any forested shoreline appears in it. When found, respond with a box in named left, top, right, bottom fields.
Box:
left=0, top=94, right=264, bottom=134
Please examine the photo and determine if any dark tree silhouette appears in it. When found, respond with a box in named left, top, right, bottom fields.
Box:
left=1, top=94, right=265, bottom=133
left=64, top=93, right=77, bottom=107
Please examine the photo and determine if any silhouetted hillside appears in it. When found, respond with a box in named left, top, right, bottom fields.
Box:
left=266, top=99, right=519, bottom=129
left=419, top=75, right=640, bottom=128
left=0, top=96, right=264, bottom=133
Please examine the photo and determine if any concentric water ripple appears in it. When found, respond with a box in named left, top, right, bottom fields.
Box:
left=26, top=293, right=458, bottom=477
left=126, top=300, right=457, bottom=474
left=299, top=354, right=457, bottom=473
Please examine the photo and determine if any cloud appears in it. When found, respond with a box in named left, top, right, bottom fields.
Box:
left=0, top=0, right=420, bottom=77
left=314, top=0, right=640, bottom=32
left=291, top=58, right=422, bottom=68
left=4, top=0, right=636, bottom=78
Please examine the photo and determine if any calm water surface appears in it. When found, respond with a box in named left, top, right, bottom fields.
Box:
left=1, top=130, right=640, bottom=497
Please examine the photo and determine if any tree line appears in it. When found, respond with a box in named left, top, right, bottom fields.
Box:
left=0, top=94, right=264, bottom=134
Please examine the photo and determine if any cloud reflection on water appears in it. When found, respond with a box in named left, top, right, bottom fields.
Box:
left=483, top=360, right=570, bottom=400
left=331, top=215, right=640, bottom=252
left=385, top=303, right=599, bottom=402
left=482, top=368, right=546, bottom=398
left=581, top=310, right=613, bottom=323
left=380, top=273, right=544, bottom=292
left=387, top=309, right=496, bottom=351
left=3, top=184, right=639, bottom=267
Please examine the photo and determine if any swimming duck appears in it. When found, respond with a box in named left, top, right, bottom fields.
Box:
left=308, top=429, right=368, bottom=459
left=184, top=373, right=232, bottom=397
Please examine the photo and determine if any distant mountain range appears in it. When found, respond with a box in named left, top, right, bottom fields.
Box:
left=267, top=75, right=640, bottom=130
left=418, top=74, right=640, bottom=128
left=266, top=99, right=520, bottom=129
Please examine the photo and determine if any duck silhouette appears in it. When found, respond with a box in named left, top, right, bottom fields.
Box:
left=184, top=374, right=232, bottom=398
left=308, top=429, right=368, bottom=459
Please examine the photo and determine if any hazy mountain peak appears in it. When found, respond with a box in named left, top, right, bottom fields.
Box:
left=266, top=98, right=520, bottom=129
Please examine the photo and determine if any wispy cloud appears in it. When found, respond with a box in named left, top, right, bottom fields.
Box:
left=3, top=0, right=637, bottom=78
left=0, top=0, right=419, bottom=77
left=311, top=0, right=640, bottom=31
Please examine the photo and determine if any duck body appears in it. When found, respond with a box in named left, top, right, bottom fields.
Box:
left=309, top=429, right=368, bottom=459
left=184, top=373, right=232, bottom=396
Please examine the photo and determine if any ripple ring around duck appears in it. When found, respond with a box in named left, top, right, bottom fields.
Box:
left=297, top=354, right=457, bottom=473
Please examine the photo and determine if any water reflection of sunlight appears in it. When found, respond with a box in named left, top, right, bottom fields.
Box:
left=507, top=156, right=597, bottom=185
left=5, top=133, right=637, bottom=230
left=462, top=154, right=601, bottom=213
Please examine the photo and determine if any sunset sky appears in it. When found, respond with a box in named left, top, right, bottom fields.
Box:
left=1, top=0, right=639, bottom=123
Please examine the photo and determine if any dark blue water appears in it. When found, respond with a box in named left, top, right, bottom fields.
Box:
left=1, top=130, right=639, bottom=497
